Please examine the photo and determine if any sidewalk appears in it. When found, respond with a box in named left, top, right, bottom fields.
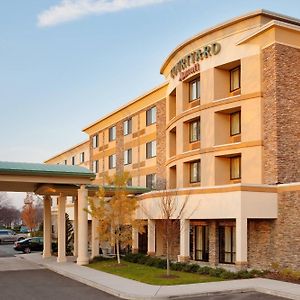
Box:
left=21, top=253, right=300, bottom=300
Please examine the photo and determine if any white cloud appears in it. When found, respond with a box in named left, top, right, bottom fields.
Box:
left=38, top=0, right=171, bottom=27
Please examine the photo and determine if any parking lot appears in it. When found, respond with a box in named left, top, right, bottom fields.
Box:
left=0, top=242, right=21, bottom=257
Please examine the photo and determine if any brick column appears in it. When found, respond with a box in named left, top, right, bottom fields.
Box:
left=147, top=219, right=155, bottom=256
left=236, top=217, right=248, bottom=270
left=209, top=220, right=219, bottom=267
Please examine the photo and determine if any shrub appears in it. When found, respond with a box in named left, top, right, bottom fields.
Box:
left=236, top=270, right=252, bottom=279
left=220, top=270, right=238, bottom=279
left=183, top=264, right=200, bottom=273
left=197, top=266, right=211, bottom=275
left=209, top=267, right=226, bottom=277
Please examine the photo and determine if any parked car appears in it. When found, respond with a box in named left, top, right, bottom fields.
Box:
left=14, top=237, right=43, bottom=253
left=14, top=237, right=57, bottom=254
left=0, top=229, right=28, bottom=244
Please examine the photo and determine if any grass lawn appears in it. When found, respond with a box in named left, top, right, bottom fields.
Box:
left=88, top=260, right=223, bottom=285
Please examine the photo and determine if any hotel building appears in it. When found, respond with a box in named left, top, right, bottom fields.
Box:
left=46, top=10, right=300, bottom=271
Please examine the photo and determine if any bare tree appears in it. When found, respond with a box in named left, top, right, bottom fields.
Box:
left=159, top=190, right=189, bottom=276
left=0, top=193, right=21, bottom=228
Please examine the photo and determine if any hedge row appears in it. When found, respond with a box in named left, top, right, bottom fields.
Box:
left=123, top=253, right=264, bottom=280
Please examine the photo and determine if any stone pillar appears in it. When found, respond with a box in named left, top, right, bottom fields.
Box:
left=132, top=227, right=139, bottom=254
left=43, top=195, right=52, bottom=258
left=209, top=220, right=219, bottom=267
left=178, top=219, right=190, bottom=262
left=73, top=196, right=78, bottom=257
left=57, top=195, right=66, bottom=263
left=77, top=185, right=89, bottom=265
left=147, top=219, right=155, bottom=256
left=236, top=217, right=248, bottom=270
left=91, top=202, right=99, bottom=259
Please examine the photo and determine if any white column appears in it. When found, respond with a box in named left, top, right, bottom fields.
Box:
left=57, top=195, right=66, bottom=263
left=73, top=197, right=78, bottom=257
left=132, top=228, right=139, bottom=254
left=77, top=185, right=89, bottom=265
left=91, top=203, right=99, bottom=259
left=147, top=219, right=155, bottom=255
left=236, top=217, right=248, bottom=268
left=43, top=195, right=52, bottom=258
left=178, top=219, right=190, bottom=262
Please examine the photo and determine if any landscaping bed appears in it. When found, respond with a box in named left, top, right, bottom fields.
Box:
left=88, top=253, right=264, bottom=285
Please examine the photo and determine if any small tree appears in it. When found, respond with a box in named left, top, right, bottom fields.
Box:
left=87, top=172, right=145, bottom=264
left=21, top=203, right=37, bottom=232
left=65, top=213, right=74, bottom=255
left=159, top=190, right=189, bottom=277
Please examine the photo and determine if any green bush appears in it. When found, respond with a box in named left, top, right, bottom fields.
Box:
left=209, top=267, right=226, bottom=277
left=197, top=266, right=211, bottom=275
left=183, top=264, right=200, bottom=273
left=220, top=270, right=238, bottom=279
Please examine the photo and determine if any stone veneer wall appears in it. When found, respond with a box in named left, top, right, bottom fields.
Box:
left=116, top=120, right=124, bottom=173
left=263, top=43, right=300, bottom=184
left=248, top=43, right=300, bottom=270
left=156, top=99, right=167, bottom=189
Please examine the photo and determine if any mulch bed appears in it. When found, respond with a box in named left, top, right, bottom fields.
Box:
left=263, top=272, right=300, bottom=285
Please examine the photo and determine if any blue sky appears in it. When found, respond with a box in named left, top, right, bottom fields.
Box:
left=0, top=0, right=299, bottom=207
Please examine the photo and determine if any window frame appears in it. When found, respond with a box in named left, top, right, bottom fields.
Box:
left=190, top=160, right=201, bottom=183
left=146, top=106, right=156, bottom=126
left=146, top=173, right=156, bottom=190
left=92, top=160, right=99, bottom=173
left=109, top=126, right=116, bottom=142
left=124, top=148, right=132, bottom=165
left=146, top=140, right=156, bottom=159
left=189, top=77, right=200, bottom=102
left=189, top=119, right=200, bottom=142
left=109, top=154, right=116, bottom=169
left=230, top=111, right=241, bottom=136
left=80, top=152, right=85, bottom=163
left=92, top=134, right=99, bottom=149
left=219, top=225, right=236, bottom=264
left=230, top=66, right=241, bottom=92
left=123, top=118, right=132, bottom=136
left=230, top=156, right=241, bottom=180
left=71, top=156, right=75, bottom=165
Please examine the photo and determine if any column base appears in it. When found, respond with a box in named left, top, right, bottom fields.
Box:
left=77, top=257, right=90, bottom=266
left=42, top=253, right=52, bottom=259
left=57, top=256, right=67, bottom=263
left=147, top=251, right=155, bottom=256
left=235, top=261, right=248, bottom=270
left=178, top=255, right=190, bottom=262
left=132, top=248, right=139, bottom=254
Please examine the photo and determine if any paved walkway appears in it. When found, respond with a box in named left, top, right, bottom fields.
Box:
left=21, top=253, right=300, bottom=300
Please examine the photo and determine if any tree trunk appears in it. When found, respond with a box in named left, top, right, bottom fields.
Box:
left=116, top=238, right=121, bottom=264
left=166, top=240, right=170, bottom=276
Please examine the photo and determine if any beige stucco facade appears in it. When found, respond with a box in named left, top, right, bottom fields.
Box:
left=45, top=10, right=300, bottom=271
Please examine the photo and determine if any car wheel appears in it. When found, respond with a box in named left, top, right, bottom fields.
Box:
left=24, top=247, right=31, bottom=254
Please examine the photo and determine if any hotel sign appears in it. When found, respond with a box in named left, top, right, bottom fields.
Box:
left=171, top=42, right=221, bottom=80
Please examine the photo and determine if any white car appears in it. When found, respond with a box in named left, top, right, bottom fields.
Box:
left=0, top=229, right=28, bottom=244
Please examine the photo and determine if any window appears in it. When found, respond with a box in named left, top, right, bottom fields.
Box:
left=92, top=160, right=99, bottom=173
left=190, top=225, right=209, bottom=261
left=64, top=160, right=67, bottom=165
left=230, top=111, right=241, bottom=136
left=146, top=140, right=156, bottom=158
left=219, top=226, right=236, bottom=264
left=146, top=106, right=156, bottom=126
left=80, top=152, right=85, bottom=163
left=189, top=119, right=200, bottom=142
left=190, top=160, right=201, bottom=183
left=123, top=118, right=132, bottom=135
left=230, top=66, right=240, bottom=92
left=189, top=78, right=200, bottom=101
left=124, top=148, right=132, bottom=165
left=109, top=126, right=116, bottom=142
left=230, top=156, right=241, bottom=180
left=71, top=156, right=75, bottom=165
left=92, top=134, right=98, bottom=148
left=146, top=174, right=156, bottom=189
left=109, top=154, right=116, bottom=169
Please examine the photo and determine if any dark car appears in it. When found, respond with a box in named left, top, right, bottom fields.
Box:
left=14, top=237, right=43, bottom=253
left=14, top=237, right=58, bottom=254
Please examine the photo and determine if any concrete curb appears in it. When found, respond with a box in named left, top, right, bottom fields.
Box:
left=19, top=254, right=300, bottom=300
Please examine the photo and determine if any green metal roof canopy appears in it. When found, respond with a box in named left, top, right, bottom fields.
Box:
left=0, top=161, right=95, bottom=178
